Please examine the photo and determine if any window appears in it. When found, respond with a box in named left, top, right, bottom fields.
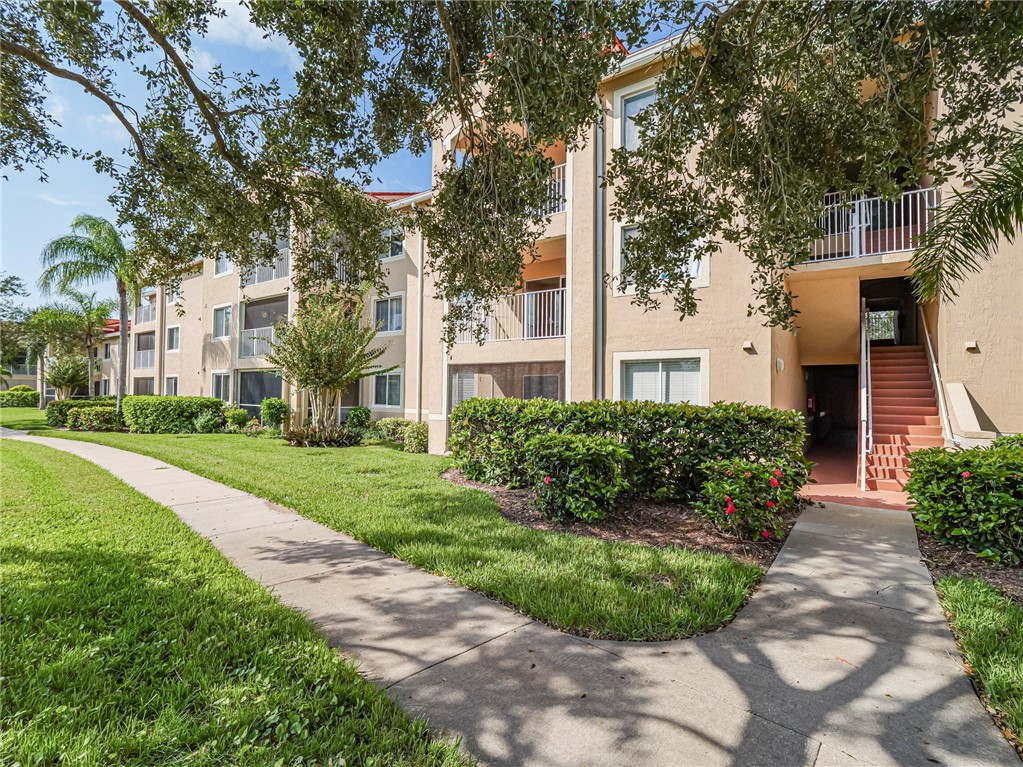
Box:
left=167, top=289, right=181, bottom=304
left=622, top=87, right=656, bottom=151
left=213, top=306, right=232, bottom=338
left=372, top=373, right=402, bottom=408
left=166, top=326, right=180, bottom=351
left=523, top=374, right=561, bottom=401
left=618, top=225, right=702, bottom=292
left=101, top=378, right=110, bottom=396
left=451, top=372, right=477, bottom=409
left=238, top=370, right=283, bottom=417
left=133, top=377, right=155, bottom=395
left=91, top=347, right=99, bottom=358
left=380, top=227, right=404, bottom=260
left=622, top=358, right=701, bottom=404
left=212, top=372, right=231, bottom=402
left=164, top=376, right=178, bottom=396
left=103, top=343, right=111, bottom=360
left=374, top=295, right=403, bottom=333
left=214, top=253, right=233, bottom=275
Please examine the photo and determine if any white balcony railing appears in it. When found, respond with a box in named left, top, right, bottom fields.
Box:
left=134, top=349, right=155, bottom=369
left=6, top=363, right=37, bottom=376
left=811, top=187, right=940, bottom=261
left=537, top=164, right=566, bottom=216
left=456, top=287, right=566, bottom=344
left=135, top=304, right=157, bottom=324
left=240, top=326, right=277, bottom=358
left=242, top=251, right=290, bottom=286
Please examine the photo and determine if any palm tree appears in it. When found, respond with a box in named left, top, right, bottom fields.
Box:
left=912, top=135, right=1023, bottom=302
left=39, top=215, right=142, bottom=413
left=61, top=289, right=117, bottom=399
left=24, top=305, right=83, bottom=407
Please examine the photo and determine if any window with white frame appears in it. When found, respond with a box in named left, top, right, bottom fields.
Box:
left=374, top=295, right=403, bottom=333
left=164, top=376, right=178, bottom=396
left=622, top=358, right=701, bottom=405
left=372, top=372, right=402, bottom=408
left=621, top=87, right=656, bottom=151
left=212, top=372, right=231, bottom=402
left=166, top=326, right=180, bottom=351
left=618, top=224, right=702, bottom=292
left=103, top=342, right=111, bottom=360
left=214, top=253, right=233, bottom=275
left=167, top=289, right=181, bottom=304
left=213, top=306, right=232, bottom=338
left=451, top=372, right=477, bottom=409
left=101, top=378, right=110, bottom=396
left=380, top=227, right=404, bottom=260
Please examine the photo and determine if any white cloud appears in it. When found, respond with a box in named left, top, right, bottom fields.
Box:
left=38, top=192, right=93, bottom=207
left=204, top=1, right=301, bottom=70
left=44, top=92, right=68, bottom=124
left=190, top=48, right=218, bottom=77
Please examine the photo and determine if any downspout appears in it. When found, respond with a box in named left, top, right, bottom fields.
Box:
left=594, top=95, right=605, bottom=398
left=414, top=202, right=425, bottom=423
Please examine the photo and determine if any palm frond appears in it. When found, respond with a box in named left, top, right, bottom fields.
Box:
left=912, top=138, right=1023, bottom=302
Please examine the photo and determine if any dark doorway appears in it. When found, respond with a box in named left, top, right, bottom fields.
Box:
left=806, top=365, right=859, bottom=452
left=861, top=277, right=919, bottom=347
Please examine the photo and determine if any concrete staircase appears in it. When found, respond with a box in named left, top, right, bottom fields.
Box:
left=866, top=345, right=943, bottom=491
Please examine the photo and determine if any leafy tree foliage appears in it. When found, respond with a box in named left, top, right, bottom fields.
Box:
left=23, top=304, right=84, bottom=404
left=265, top=287, right=393, bottom=431
left=0, top=273, right=30, bottom=366
left=62, top=289, right=117, bottom=400
left=44, top=356, right=89, bottom=401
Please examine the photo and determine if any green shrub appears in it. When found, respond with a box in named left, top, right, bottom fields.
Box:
left=525, top=433, right=630, bottom=523
left=375, top=417, right=409, bottom=443
left=695, top=459, right=801, bottom=540
left=46, top=397, right=116, bottom=426
left=286, top=423, right=363, bottom=448
left=992, top=433, right=1023, bottom=450
left=67, top=406, right=123, bottom=432
left=224, top=406, right=250, bottom=430
left=0, top=389, right=40, bottom=408
left=8, top=384, right=34, bottom=392
left=122, top=396, right=226, bottom=434
left=241, top=418, right=265, bottom=437
left=907, top=442, right=1023, bottom=565
left=450, top=398, right=810, bottom=500
left=192, top=411, right=225, bottom=434
left=260, top=397, right=290, bottom=429
left=403, top=422, right=429, bottom=453
left=346, top=406, right=371, bottom=432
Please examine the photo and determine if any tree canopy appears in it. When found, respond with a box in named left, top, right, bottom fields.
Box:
left=3, top=1, right=1021, bottom=336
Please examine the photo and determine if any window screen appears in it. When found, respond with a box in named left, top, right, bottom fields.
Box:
left=523, top=374, right=560, bottom=401
left=622, top=358, right=700, bottom=404
left=451, top=372, right=477, bottom=408
left=133, top=377, right=155, bottom=395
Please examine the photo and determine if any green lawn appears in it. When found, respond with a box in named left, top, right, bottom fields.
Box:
left=937, top=577, right=1023, bottom=744
left=0, top=439, right=469, bottom=767
left=0, top=405, right=51, bottom=431
left=2, top=406, right=761, bottom=640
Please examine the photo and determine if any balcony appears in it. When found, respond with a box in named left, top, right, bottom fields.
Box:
left=456, top=287, right=565, bottom=344
left=6, top=363, right=37, bottom=376
left=242, top=251, right=290, bottom=286
left=134, top=349, right=155, bottom=369
left=811, top=188, right=940, bottom=261
left=240, top=326, right=277, bottom=358
left=135, top=304, right=157, bottom=324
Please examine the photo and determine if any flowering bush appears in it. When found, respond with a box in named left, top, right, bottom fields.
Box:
left=907, top=442, right=1023, bottom=565
left=403, top=422, right=429, bottom=453
left=695, top=459, right=803, bottom=540
left=242, top=418, right=265, bottom=437
left=66, top=406, right=123, bottom=432
left=525, top=433, right=630, bottom=523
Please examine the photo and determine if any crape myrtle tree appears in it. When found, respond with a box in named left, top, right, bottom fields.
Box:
left=2, top=2, right=1021, bottom=339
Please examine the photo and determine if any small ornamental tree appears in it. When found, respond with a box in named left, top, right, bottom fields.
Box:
left=44, top=356, right=89, bottom=401
left=266, top=287, right=393, bottom=432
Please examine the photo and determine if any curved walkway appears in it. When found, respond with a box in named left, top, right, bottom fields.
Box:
left=5, top=431, right=1017, bottom=767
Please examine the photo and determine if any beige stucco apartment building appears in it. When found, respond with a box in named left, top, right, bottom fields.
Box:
left=99, top=39, right=1019, bottom=495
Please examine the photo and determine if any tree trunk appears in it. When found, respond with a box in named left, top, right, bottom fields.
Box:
left=37, top=354, right=46, bottom=409
left=117, top=283, right=129, bottom=414
left=86, top=338, right=94, bottom=400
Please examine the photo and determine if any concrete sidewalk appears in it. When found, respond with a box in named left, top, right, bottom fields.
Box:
left=5, top=431, right=1017, bottom=767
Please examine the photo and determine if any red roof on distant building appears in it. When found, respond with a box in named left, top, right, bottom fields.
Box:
left=104, top=318, right=126, bottom=335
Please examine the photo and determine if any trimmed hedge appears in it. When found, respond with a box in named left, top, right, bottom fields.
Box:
left=67, top=406, right=123, bottom=432
left=46, top=397, right=116, bottom=426
left=526, top=433, right=630, bottom=522
left=450, top=398, right=811, bottom=500
left=122, top=396, right=226, bottom=434
left=907, top=440, right=1023, bottom=565
left=374, top=417, right=409, bottom=443
left=0, top=389, right=40, bottom=408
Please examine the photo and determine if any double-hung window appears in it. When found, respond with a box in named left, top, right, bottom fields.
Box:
left=621, top=88, right=656, bottom=151
left=380, top=228, right=404, bottom=261
left=166, top=326, right=180, bottom=351
left=103, top=343, right=111, bottom=360
left=164, top=376, right=178, bottom=396
left=622, top=358, right=701, bottom=405
left=213, top=306, right=232, bottom=338
left=372, top=373, right=402, bottom=408
left=214, top=253, right=233, bottom=275
left=374, top=295, right=403, bottom=334
left=212, top=372, right=231, bottom=402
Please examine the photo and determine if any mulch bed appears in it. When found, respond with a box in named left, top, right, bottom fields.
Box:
left=442, top=468, right=801, bottom=570
left=916, top=529, right=1023, bottom=606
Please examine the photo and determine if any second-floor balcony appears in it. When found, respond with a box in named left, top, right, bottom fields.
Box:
left=134, top=349, right=155, bottom=369
left=243, top=252, right=290, bottom=286
left=811, top=187, right=940, bottom=262
left=537, top=164, right=566, bottom=217
left=456, top=287, right=566, bottom=344
left=135, top=303, right=157, bottom=324
left=240, top=326, right=278, bottom=358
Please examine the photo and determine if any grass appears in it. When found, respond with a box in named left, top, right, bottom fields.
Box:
left=0, top=405, right=52, bottom=431
left=0, top=439, right=470, bottom=767
left=2, top=407, right=762, bottom=640
left=937, top=577, right=1023, bottom=745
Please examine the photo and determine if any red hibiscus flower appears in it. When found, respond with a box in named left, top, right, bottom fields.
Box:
left=961, top=471, right=971, bottom=478
left=774, top=469, right=783, bottom=477
left=543, top=476, right=551, bottom=484
left=770, top=477, right=780, bottom=488
left=767, top=501, right=775, bottom=508
left=761, top=530, right=770, bottom=539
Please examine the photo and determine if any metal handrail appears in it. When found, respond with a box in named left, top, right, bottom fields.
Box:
left=859, top=298, right=872, bottom=491
left=918, top=305, right=957, bottom=447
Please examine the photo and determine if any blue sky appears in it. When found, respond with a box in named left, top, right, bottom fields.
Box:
left=0, top=1, right=433, bottom=309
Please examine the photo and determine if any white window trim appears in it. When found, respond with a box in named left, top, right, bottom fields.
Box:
left=211, top=303, right=233, bottom=340
left=103, top=342, right=111, bottom=360
left=371, top=369, right=404, bottom=409
left=611, top=219, right=711, bottom=296
left=213, top=254, right=234, bottom=277
left=611, top=348, right=710, bottom=406
left=379, top=227, right=406, bottom=262
left=164, top=375, right=179, bottom=396
left=611, top=75, right=659, bottom=151
left=166, top=324, right=181, bottom=352
left=373, top=291, right=405, bottom=336
left=211, top=370, right=232, bottom=403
